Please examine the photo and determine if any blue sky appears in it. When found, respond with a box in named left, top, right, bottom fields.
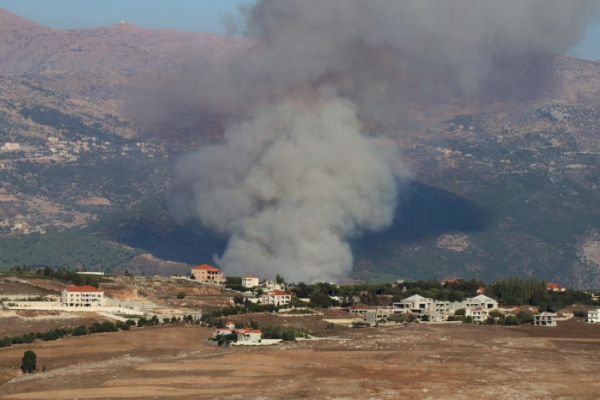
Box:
left=1, top=0, right=600, bottom=60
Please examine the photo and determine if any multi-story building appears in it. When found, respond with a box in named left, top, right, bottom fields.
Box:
left=534, top=312, right=557, bottom=326
left=392, top=294, right=498, bottom=320
left=242, top=275, right=259, bottom=288
left=61, top=286, right=104, bottom=307
left=467, top=308, right=489, bottom=322
left=261, top=290, right=292, bottom=306
left=588, top=309, right=600, bottom=323
left=191, top=264, right=225, bottom=284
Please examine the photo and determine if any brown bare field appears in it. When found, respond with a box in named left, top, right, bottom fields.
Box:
left=1, top=318, right=600, bottom=399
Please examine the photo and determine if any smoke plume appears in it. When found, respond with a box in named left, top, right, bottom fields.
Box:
left=169, top=0, right=597, bottom=282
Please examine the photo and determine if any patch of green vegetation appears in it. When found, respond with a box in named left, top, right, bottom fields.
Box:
left=18, top=105, right=114, bottom=141
left=0, top=231, right=145, bottom=272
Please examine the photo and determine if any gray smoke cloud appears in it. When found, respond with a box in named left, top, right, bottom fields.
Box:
left=169, top=0, right=597, bottom=282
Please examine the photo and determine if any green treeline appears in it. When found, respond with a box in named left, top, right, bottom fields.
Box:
left=0, top=231, right=144, bottom=271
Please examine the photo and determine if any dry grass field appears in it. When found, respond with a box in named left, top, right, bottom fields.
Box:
left=1, top=318, right=600, bottom=399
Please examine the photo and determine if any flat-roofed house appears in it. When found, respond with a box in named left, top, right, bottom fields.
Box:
left=393, top=294, right=433, bottom=315
left=587, top=309, right=600, bottom=323
left=237, top=328, right=262, bottom=343
left=191, top=264, right=225, bottom=284
left=467, top=308, right=488, bottom=322
left=61, top=286, right=104, bottom=307
left=261, top=290, right=291, bottom=306
left=534, top=312, right=557, bottom=326
left=212, top=328, right=239, bottom=338
left=461, top=294, right=498, bottom=311
left=242, top=275, right=259, bottom=288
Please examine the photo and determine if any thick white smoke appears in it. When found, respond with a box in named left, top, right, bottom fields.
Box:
left=170, top=97, right=401, bottom=282
left=167, top=0, right=597, bottom=282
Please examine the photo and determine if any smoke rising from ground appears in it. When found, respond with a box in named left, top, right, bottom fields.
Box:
left=169, top=0, right=597, bottom=282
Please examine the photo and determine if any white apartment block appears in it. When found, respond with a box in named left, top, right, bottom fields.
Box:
left=61, top=286, right=104, bottom=307
left=392, top=294, right=498, bottom=320
left=534, top=312, right=557, bottom=326
left=467, top=308, right=488, bottom=322
left=588, top=309, right=600, bottom=323
left=242, top=275, right=259, bottom=288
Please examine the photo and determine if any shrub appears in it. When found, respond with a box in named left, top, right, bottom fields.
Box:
left=21, top=350, right=36, bottom=373
left=574, top=310, right=588, bottom=318
left=3, top=337, right=11, bottom=347
left=126, top=319, right=136, bottom=326
left=42, top=331, right=59, bottom=341
left=11, top=336, right=24, bottom=344
left=421, top=315, right=430, bottom=322
left=72, top=326, right=88, bottom=336
left=23, top=334, right=35, bottom=344
left=121, top=323, right=130, bottom=331
left=35, top=332, right=42, bottom=339
left=176, top=292, right=186, bottom=299
left=407, top=315, right=417, bottom=323
left=504, top=316, right=519, bottom=326
left=489, top=311, right=505, bottom=319
left=102, top=322, right=117, bottom=332
left=116, top=321, right=124, bottom=328
left=516, top=311, right=534, bottom=324
left=163, top=318, right=170, bottom=324
left=465, top=316, right=473, bottom=324
left=454, top=309, right=466, bottom=316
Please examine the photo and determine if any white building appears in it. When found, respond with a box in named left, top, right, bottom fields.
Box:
left=588, top=309, right=600, bottom=323
left=3, top=142, right=20, bottom=151
left=392, top=294, right=498, bottom=320
left=242, top=275, right=259, bottom=288
left=467, top=308, right=489, bottom=322
left=261, top=290, right=291, bottom=306
left=534, top=312, right=557, bottom=326
left=61, top=286, right=104, bottom=307
left=236, top=328, right=262, bottom=343
left=264, top=280, right=285, bottom=291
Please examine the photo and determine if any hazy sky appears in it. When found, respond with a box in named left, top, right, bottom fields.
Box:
left=1, top=0, right=600, bottom=60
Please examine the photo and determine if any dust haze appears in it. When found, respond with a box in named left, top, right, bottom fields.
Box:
left=167, top=0, right=597, bottom=282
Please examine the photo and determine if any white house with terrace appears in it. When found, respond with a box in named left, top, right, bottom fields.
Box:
left=61, top=285, right=104, bottom=307
left=261, top=290, right=292, bottom=306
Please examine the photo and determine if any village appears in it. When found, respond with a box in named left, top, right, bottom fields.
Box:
left=0, top=137, right=159, bottom=168
left=3, top=263, right=599, bottom=350
left=3, top=264, right=600, bottom=397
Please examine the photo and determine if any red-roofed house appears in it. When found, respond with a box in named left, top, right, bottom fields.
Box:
left=547, top=282, right=566, bottom=292
left=191, top=264, right=225, bottom=284
left=242, top=275, right=259, bottom=288
left=477, top=286, right=485, bottom=295
left=225, top=321, right=236, bottom=329
left=237, top=328, right=262, bottom=343
left=61, top=286, right=104, bottom=307
left=441, top=279, right=458, bottom=285
left=261, top=290, right=291, bottom=306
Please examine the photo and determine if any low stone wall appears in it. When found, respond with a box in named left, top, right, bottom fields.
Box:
left=232, top=339, right=282, bottom=346
left=3, top=302, right=145, bottom=315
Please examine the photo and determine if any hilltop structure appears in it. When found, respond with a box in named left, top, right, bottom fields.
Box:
left=191, top=264, right=225, bottom=284
left=61, top=285, right=104, bottom=307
